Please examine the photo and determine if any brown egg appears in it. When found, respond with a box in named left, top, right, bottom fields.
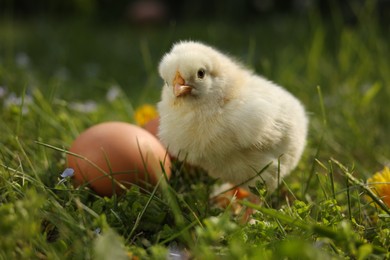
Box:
left=143, top=116, right=159, bottom=137
left=143, top=117, right=178, bottom=161
left=67, top=121, right=171, bottom=197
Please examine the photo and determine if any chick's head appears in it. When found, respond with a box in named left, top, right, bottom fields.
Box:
left=158, top=41, right=227, bottom=100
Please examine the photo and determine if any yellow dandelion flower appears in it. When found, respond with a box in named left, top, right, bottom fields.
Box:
left=134, top=104, right=158, bottom=126
left=367, top=167, right=390, bottom=207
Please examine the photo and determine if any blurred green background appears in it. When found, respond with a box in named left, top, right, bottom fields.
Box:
left=1, top=0, right=389, bottom=103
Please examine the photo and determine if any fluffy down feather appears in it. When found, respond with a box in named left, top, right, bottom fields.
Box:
left=157, top=41, right=308, bottom=192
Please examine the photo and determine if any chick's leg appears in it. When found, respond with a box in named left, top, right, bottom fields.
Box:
left=211, top=183, right=261, bottom=223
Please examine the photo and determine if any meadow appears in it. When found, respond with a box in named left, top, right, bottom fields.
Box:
left=0, top=3, right=389, bottom=259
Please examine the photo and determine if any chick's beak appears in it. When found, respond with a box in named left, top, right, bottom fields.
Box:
left=173, top=71, right=192, bottom=97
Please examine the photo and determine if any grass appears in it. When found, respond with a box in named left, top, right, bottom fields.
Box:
left=1, top=3, right=390, bottom=259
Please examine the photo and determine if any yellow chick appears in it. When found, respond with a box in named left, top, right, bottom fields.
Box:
left=157, top=41, right=308, bottom=192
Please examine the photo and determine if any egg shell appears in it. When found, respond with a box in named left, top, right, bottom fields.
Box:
left=67, top=121, right=171, bottom=197
left=143, top=116, right=159, bottom=137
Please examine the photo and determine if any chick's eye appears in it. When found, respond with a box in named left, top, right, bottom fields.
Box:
left=197, top=69, right=205, bottom=79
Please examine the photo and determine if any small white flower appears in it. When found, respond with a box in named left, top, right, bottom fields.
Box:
left=94, top=227, right=101, bottom=235
left=60, top=168, right=75, bottom=178
left=15, top=52, right=30, bottom=67
left=58, top=168, right=75, bottom=185
left=0, top=86, right=6, bottom=98
left=69, top=100, right=98, bottom=113
left=4, top=92, right=33, bottom=114
left=4, top=93, right=33, bottom=107
left=106, top=85, right=121, bottom=102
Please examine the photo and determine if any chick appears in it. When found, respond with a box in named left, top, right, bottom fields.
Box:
left=157, top=41, right=308, bottom=192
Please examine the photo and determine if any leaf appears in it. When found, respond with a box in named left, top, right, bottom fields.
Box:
left=94, top=228, right=128, bottom=260
left=361, top=82, right=381, bottom=108
left=357, top=244, right=373, bottom=260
